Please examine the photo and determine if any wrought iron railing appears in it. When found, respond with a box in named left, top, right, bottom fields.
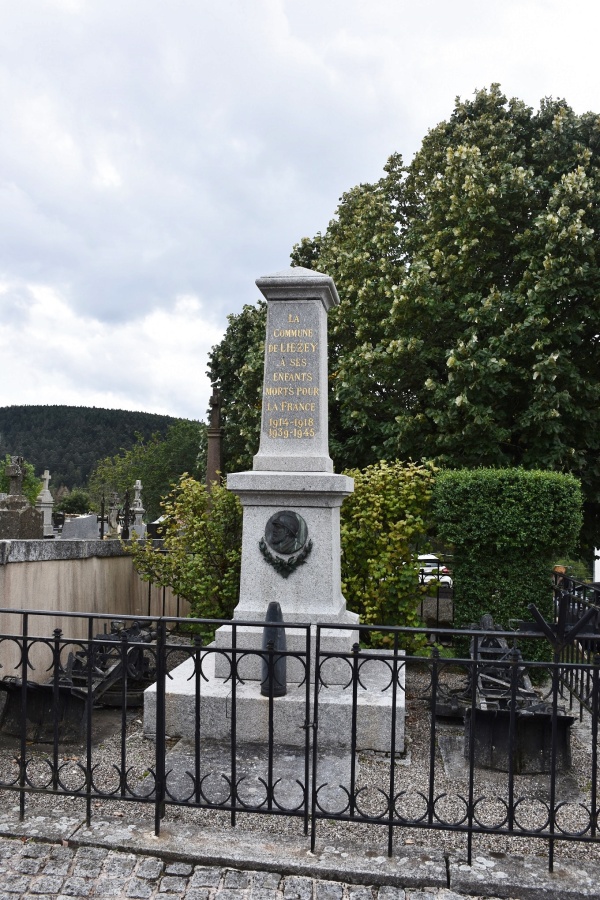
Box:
left=0, top=601, right=597, bottom=872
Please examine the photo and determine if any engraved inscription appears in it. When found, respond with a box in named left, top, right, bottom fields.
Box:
left=261, top=302, right=320, bottom=441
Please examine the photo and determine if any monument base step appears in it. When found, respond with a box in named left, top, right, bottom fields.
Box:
left=213, top=622, right=359, bottom=684
left=144, top=649, right=404, bottom=753
left=158, top=738, right=356, bottom=811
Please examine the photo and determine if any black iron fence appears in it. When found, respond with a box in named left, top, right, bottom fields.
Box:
left=0, top=594, right=598, bottom=871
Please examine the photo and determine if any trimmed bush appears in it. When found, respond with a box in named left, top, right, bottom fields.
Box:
left=432, top=468, right=583, bottom=631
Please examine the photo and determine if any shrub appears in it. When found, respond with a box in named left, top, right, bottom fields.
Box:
left=55, top=488, right=91, bottom=515
left=128, top=475, right=242, bottom=637
left=340, top=459, right=437, bottom=649
left=432, top=468, right=583, bottom=634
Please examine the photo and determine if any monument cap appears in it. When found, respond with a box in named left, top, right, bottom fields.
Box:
left=256, top=267, right=340, bottom=311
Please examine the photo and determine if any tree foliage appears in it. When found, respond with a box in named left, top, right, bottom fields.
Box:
left=0, top=454, right=42, bottom=506
left=88, top=420, right=207, bottom=520
left=206, top=302, right=266, bottom=472
left=128, top=476, right=242, bottom=637
left=55, top=488, right=92, bottom=514
left=209, top=85, right=600, bottom=548
left=340, top=459, right=436, bottom=648
left=433, top=468, right=583, bottom=637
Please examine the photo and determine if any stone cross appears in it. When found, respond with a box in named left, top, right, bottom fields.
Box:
left=6, top=456, right=24, bottom=496
left=42, top=470, right=51, bottom=492
left=209, top=387, right=221, bottom=429
left=132, top=479, right=145, bottom=529
left=206, top=385, right=224, bottom=490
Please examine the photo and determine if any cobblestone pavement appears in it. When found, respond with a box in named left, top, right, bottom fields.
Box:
left=0, top=838, right=508, bottom=900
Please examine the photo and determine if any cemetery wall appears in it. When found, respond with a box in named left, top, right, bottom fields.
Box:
left=0, top=540, right=185, bottom=675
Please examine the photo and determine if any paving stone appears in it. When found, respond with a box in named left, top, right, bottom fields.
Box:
left=191, top=866, right=223, bottom=887
left=315, top=881, right=343, bottom=900
left=17, top=855, right=43, bottom=874
left=126, top=879, right=154, bottom=899
left=30, top=876, right=65, bottom=894
left=348, top=887, right=373, bottom=900
left=2, top=874, right=30, bottom=893
left=218, top=891, right=249, bottom=900
left=104, top=850, right=137, bottom=876
left=44, top=856, right=73, bottom=876
left=61, top=876, right=94, bottom=896
left=73, top=848, right=107, bottom=877
left=51, top=846, right=76, bottom=861
left=137, top=856, right=165, bottom=880
left=159, top=875, right=188, bottom=893
left=251, top=872, right=282, bottom=890
left=0, top=842, right=17, bottom=859
left=184, top=891, right=210, bottom=900
left=21, top=843, right=52, bottom=858
left=284, top=876, right=313, bottom=900
left=251, top=890, right=281, bottom=900
left=405, top=893, right=435, bottom=900
left=224, top=870, right=251, bottom=889
left=435, top=892, right=466, bottom=900
left=92, top=879, right=127, bottom=899
left=165, top=861, right=193, bottom=876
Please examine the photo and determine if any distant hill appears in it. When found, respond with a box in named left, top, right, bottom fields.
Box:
left=0, top=405, right=190, bottom=491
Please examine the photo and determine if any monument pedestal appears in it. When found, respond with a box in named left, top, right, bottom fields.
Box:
left=213, top=470, right=358, bottom=683
left=144, top=647, right=405, bottom=753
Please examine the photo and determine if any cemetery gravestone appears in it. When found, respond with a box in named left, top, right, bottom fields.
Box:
left=59, top=514, right=100, bottom=540
left=35, top=469, right=55, bottom=537
left=0, top=456, right=43, bottom=539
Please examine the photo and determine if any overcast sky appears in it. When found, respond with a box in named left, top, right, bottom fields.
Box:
left=1, top=0, right=599, bottom=422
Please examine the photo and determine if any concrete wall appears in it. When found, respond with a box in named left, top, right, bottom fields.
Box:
left=0, top=540, right=189, bottom=677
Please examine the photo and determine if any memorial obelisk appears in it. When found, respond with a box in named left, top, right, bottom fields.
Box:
left=223, top=267, right=357, bottom=634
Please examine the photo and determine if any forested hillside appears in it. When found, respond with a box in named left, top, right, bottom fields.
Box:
left=0, top=406, right=190, bottom=491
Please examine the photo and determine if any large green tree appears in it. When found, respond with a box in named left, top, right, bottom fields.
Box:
left=209, top=86, right=600, bottom=547
left=88, top=420, right=207, bottom=520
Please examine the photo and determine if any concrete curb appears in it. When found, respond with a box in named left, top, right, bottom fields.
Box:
left=0, top=813, right=598, bottom=898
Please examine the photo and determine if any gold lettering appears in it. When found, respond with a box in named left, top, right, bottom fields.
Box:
left=272, top=372, right=313, bottom=382
left=267, top=342, right=318, bottom=354
left=280, top=402, right=316, bottom=412
left=272, top=329, right=313, bottom=338
left=288, top=314, right=300, bottom=323
left=265, top=387, right=295, bottom=396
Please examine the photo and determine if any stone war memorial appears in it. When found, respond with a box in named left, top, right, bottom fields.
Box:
left=145, top=267, right=404, bottom=752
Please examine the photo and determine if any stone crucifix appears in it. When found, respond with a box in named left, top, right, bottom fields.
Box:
left=6, top=456, right=24, bottom=496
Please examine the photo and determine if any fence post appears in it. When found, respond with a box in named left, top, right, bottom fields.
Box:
left=52, top=628, right=62, bottom=792
left=154, top=619, right=167, bottom=836
left=18, top=612, right=29, bottom=822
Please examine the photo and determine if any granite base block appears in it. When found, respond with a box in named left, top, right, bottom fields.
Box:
left=145, top=651, right=404, bottom=753
left=213, top=624, right=360, bottom=684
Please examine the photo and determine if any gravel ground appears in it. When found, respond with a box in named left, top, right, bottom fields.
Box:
left=0, top=649, right=598, bottom=871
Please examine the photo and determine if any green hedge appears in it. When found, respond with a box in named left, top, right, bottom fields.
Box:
left=432, top=468, right=583, bottom=631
